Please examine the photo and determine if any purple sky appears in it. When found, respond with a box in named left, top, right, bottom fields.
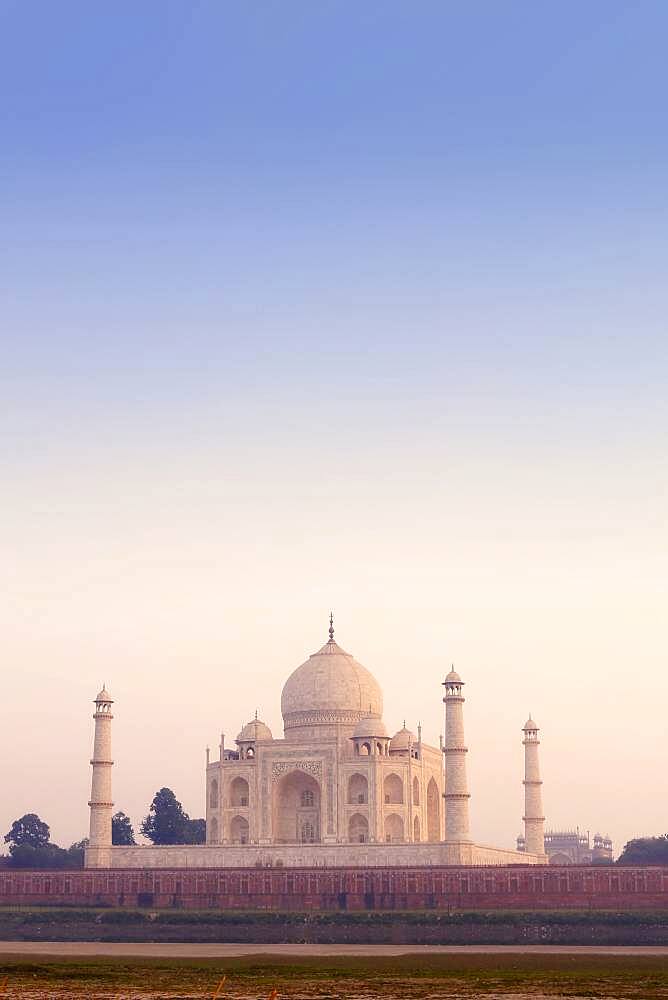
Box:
left=1, top=2, right=666, bottom=853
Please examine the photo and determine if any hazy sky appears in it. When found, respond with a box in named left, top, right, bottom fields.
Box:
left=1, top=2, right=666, bottom=855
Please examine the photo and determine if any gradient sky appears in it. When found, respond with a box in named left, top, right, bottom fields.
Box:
left=1, top=2, right=666, bottom=855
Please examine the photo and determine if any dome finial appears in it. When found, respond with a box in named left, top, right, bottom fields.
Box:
left=328, top=611, right=334, bottom=642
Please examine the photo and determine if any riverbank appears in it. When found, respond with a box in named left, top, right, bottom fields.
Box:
left=1, top=907, right=667, bottom=945
left=1, top=948, right=667, bottom=998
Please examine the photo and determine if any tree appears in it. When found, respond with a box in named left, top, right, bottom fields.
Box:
left=66, top=838, right=89, bottom=868
left=617, top=835, right=668, bottom=865
left=6, top=845, right=41, bottom=868
left=112, top=811, right=136, bottom=846
left=7, top=843, right=70, bottom=869
left=4, top=814, right=50, bottom=850
left=3, top=814, right=88, bottom=869
left=183, top=818, right=206, bottom=844
left=141, top=788, right=191, bottom=845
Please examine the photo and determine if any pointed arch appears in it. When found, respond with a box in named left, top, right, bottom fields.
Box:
left=272, top=770, right=321, bottom=844
left=230, top=777, right=249, bottom=807
left=383, top=773, right=403, bottom=804
left=427, top=777, right=440, bottom=842
left=348, top=773, right=368, bottom=805
left=348, top=813, right=369, bottom=843
left=385, top=813, right=404, bottom=842
left=229, top=815, right=249, bottom=844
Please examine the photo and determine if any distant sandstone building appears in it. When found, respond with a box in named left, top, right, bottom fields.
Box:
left=517, top=829, right=614, bottom=864
left=86, top=617, right=550, bottom=869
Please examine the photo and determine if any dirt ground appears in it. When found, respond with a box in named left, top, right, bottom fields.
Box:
left=1, top=941, right=668, bottom=956
left=1, top=945, right=668, bottom=999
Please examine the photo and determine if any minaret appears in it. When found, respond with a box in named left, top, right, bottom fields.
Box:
left=522, top=716, right=546, bottom=857
left=87, top=685, right=114, bottom=868
left=442, top=666, right=471, bottom=842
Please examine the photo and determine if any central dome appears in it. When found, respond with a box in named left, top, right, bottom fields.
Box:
left=281, top=634, right=383, bottom=737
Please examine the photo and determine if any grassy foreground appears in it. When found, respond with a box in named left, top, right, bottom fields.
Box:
left=1, top=907, right=668, bottom=945
left=1, top=954, right=668, bottom=998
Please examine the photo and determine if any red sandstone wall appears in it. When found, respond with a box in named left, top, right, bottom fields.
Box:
left=0, top=865, right=666, bottom=911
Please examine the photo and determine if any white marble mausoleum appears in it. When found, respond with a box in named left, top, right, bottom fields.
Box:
left=85, top=617, right=547, bottom=869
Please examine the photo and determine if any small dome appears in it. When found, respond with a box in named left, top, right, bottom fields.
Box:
left=352, top=715, right=388, bottom=739
left=95, top=685, right=113, bottom=703
left=523, top=716, right=538, bottom=731
left=445, top=668, right=462, bottom=684
left=390, top=725, right=417, bottom=753
left=237, top=717, right=273, bottom=743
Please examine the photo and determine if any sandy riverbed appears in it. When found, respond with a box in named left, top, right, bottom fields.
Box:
left=1, top=941, right=668, bottom=957
left=2, top=945, right=667, bottom=998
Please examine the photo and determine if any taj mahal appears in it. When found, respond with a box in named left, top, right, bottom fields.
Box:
left=85, top=617, right=548, bottom=869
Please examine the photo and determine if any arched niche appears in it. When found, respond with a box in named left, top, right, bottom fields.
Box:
left=427, top=777, right=440, bottom=842
left=384, top=773, right=403, bottom=805
left=349, top=813, right=369, bottom=843
left=272, top=770, right=321, bottom=844
left=230, top=776, right=249, bottom=808
left=348, top=773, right=368, bottom=805
left=385, top=813, right=404, bottom=842
left=230, top=815, right=249, bottom=844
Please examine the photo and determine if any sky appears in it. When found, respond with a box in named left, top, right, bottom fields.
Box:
left=1, top=1, right=666, bottom=855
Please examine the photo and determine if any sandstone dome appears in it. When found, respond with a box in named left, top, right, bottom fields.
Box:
left=281, top=634, right=383, bottom=737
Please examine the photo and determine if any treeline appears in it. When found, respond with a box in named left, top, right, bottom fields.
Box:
left=617, top=834, right=668, bottom=865
left=1, top=788, right=205, bottom=869
left=4, top=806, right=667, bottom=870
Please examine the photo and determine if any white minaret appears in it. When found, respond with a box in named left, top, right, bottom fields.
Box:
left=522, top=715, right=546, bottom=857
left=86, top=685, right=114, bottom=868
left=442, top=667, right=471, bottom=842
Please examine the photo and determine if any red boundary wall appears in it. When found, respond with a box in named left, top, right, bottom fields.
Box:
left=1, top=865, right=667, bottom=910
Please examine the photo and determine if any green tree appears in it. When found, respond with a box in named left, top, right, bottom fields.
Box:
left=183, top=818, right=206, bottom=844
left=6, top=845, right=40, bottom=868
left=66, top=838, right=89, bottom=868
left=141, top=788, right=190, bottom=845
left=4, top=814, right=50, bottom=850
left=3, top=814, right=88, bottom=869
left=7, top=843, right=70, bottom=869
left=112, top=811, right=136, bottom=845
left=617, top=834, right=668, bottom=865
